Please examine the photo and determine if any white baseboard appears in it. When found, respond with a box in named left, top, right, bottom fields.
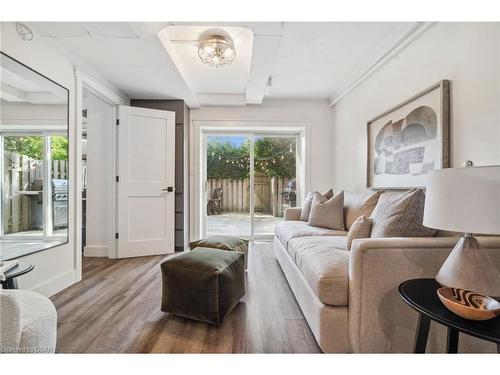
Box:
left=32, top=269, right=78, bottom=297
left=84, top=245, right=109, bottom=257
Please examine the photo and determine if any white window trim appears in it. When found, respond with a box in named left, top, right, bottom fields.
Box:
left=191, top=120, right=311, bottom=241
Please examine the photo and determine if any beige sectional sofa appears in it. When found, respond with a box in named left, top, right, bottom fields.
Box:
left=274, top=205, right=500, bottom=353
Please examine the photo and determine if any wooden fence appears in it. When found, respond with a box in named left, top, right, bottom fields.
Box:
left=2, top=152, right=68, bottom=234
left=207, top=173, right=292, bottom=217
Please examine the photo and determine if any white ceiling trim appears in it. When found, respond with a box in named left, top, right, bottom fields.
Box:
left=328, top=22, right=435, bottom=107
left=245, top=35, right=282, bottom=104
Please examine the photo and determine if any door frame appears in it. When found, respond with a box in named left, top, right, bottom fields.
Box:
left=192, top=120, right=311, bottom=241
left=75, top=68, right=128, bottom=271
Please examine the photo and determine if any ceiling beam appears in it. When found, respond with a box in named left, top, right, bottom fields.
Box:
left=245, top=35, right=282, bottom=105
left=198, top=93, right=246, bottom=106
left=328, top=22, right=435, bottom=107
left=157, top=27, right=201, bottom=109
left=0, top=82, right=26, bottom=102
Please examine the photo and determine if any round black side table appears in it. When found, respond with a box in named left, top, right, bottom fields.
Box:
left=1, top=262, right=34, bottom=289
left=399, top=278, right=500, bottom=353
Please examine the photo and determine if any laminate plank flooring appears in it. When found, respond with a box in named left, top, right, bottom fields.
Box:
left=51, top=242, right=321, bottom=353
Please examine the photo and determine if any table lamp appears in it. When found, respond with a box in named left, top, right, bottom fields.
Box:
left=423, top=165, right=500, bottom=297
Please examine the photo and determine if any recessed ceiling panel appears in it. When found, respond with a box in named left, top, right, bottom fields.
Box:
left=159, top=25, right=254, bottom=96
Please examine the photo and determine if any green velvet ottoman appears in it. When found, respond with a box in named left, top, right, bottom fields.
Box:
left=160, top=248, right=246, bottom=325
left=189, top=235, right=249, bottom=270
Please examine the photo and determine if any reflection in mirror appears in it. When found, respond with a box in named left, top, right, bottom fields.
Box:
left=0, top=52, right=69, bottom=261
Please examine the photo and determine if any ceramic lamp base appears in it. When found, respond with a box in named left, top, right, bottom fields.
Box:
left=436, top=234, right=500, bottom=298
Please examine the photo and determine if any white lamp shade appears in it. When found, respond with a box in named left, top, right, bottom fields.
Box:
left=423, top=166, right=500, bottom=235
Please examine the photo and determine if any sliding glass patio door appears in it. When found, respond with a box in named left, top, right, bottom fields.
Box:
left=252, top=134, right=298, bottom=238
left=203, top=132, right=298, bottom=240
left=205, top=134, right=252, bottom=238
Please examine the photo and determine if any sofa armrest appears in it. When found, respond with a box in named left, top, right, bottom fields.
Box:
left=284, top=207, right=302, bottom=221
left=348, top=236, right=500, bottom=353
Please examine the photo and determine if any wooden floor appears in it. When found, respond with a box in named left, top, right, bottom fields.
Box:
left=51, top=242, right=321, bottom=353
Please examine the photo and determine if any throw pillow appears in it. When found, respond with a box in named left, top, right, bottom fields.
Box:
left=300, top=189, right=333, bottom=221
left=343, top=190, right=383, bottom=230
left=370, top=189, right=437, bottom=238
left=307, top=191, right=345, bottom=230
left=346, top=215, right=373, bottom=250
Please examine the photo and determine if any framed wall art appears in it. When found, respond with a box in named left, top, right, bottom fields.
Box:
left=367, top=80, right=450, bottom=189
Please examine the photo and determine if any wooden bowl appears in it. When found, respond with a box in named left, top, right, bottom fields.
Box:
left=437, top=287, right=500, bottom=321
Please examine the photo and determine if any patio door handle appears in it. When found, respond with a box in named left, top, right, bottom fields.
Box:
left=162, top=187, right=174, bottom=192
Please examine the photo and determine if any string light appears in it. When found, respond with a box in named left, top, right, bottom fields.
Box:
left=209, top=142, right=295, bottom=164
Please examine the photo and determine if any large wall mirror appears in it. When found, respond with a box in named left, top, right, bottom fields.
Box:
left=0, top=52, right=69, bottom=260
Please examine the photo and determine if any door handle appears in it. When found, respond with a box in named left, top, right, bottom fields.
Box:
left=162, top=187, right=174, bottom=192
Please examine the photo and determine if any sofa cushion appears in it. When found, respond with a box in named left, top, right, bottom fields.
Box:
left=370, top=189, right=437, bottom=238
left=288, top=236, right=349, bottom=306
left=308, top=191, right=345, bottom=230
left=275, top=220, right=348, bottom=249
left=343, top=190, right=383, bottom=230
left=346, top=215, right=373, bottom=250
left=300, top=189, right=333, bottom=221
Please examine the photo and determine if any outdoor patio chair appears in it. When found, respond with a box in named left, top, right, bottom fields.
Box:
left=207, top=187, right=223, bottom=215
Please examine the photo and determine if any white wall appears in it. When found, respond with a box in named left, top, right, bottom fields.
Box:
left=1, top=22, right=78, bottom=295
left=331, top=22, right=500, bottom=191
left=83, top=91, right=114, bottom=257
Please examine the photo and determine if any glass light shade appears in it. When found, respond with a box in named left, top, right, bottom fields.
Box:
left=198, top=35, right=236, bottom=67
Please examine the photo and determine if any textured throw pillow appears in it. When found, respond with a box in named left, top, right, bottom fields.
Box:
left=346, top=215, right=373, bottom=250
left=370, top=189, right=437, bottom=238
left=307, top=191, right=345, bottom=230
left=300, top=189, right=334, bottom=221
left=343, top=190, right=383, bottom=230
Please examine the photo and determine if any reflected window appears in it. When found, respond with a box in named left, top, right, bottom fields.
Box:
left=1, top=52, right=69, bottom=260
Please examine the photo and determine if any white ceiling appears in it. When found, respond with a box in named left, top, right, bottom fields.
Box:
left=29, top=22, right=418, bottom=107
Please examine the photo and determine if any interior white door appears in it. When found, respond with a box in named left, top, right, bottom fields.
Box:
left=117, top=105, right=175, bottom=258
